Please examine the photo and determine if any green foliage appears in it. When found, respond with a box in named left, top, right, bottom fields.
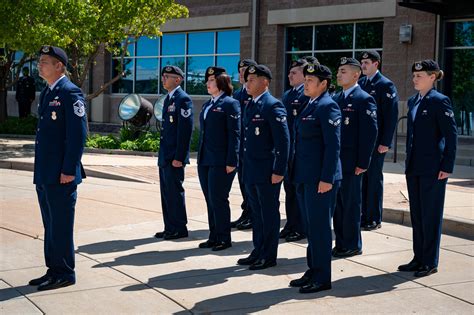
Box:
left=0, top=116, right=38, bottom=135
left=119, top=140, right=139, bottom=151
left=1, top=0, right=189, bottom=93
left=85, top=134, right=120, bottom=149
left=86, top=130, right=161, bottom=152
left=190, top=128, right=200, bottom=152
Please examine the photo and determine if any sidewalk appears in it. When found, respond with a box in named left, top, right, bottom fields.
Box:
left=1, top=137, right=472, bottom=238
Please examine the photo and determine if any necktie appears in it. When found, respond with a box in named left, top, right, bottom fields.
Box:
left=365, top=78, right=372, bottom=90
left=411, top=97, right=421, bottom=121
left=203, top=100, right=214, bottom=120
left=164, top=94, right=170, bottom=107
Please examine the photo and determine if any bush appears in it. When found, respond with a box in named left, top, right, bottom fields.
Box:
left=0, top=116, right=38, bottom=135
left=119, top=140, right=139, bottom=151
left=86, top=134, right=120, bottom=149
left=136, top=132, right=160, bottom=152
left=190, top=128, right=200, bottom=152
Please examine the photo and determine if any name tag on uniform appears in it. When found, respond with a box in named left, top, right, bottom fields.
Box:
left=212, top=107, right=224, bottom=112
left=421, top=109, right=428, bottom=115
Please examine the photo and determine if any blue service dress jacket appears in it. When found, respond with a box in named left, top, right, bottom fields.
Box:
left=359, top=71, right=399, bottom=147
left=34, top=76, right=87, bottom=185
left=281, top=85, right=309, bottom=164
left=197, top=95, right=241, bottom=167
left=333, top=86, right=378, bottom=173
left=242, top=91, right=290, bottom=184
left=158, top=87, right=194, bottom=167
left=233, top=87, right=252, bottom=162
left=292, top=91, right=342, bottom=184
left=405, top=88, right=457, bottom=176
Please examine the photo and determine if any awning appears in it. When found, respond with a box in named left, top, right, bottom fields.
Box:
left=398, top=0, right=474, bottom=17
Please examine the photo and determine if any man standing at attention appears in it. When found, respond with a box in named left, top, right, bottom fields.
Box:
left=29, top=45, right=87, bottom=291
left=358, top=50, right=399, bottom=231
left=155, top=65, right=193, bottom=240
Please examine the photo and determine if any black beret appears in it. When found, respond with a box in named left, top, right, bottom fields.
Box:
left=338, top=57, right=361, bottom=69
left=412, top=59, right=440, bottom=72
left=244, top=64, right=272, bottom=81
left=238, top=59, right=258, bottom=71
left=161, top=65, right=184, bottom=78
left=205, top=66, right=226, bottom=82
left=288, top=58, right=308, bottom=71
left=303, top=63, right=332, bottom=79
left=359, top=50, right=381, bottom=62
left=39, top=45, right=68, bottom=66
left=303, top=56, right=319, bottom=64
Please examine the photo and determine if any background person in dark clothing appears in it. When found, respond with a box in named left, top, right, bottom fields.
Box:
left=16, top=67, right=36, bottom=118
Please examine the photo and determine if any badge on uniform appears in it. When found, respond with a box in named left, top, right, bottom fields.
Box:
left=444, top=111, right=454, bottom=118
left=255, top=127, right=260, bottom=135
left=344, top=117, right=350, bottom=125
left=292, top=109, right=297, bottom=116
left=73, top=100, right=85, bottom=117
left=366, top=109, right=377, bottom=118
left=51, top=111, right=57, bottom=120
left=181, top=108, right=191, bottom=118
left=169, top=116, right=174, bottom=123
left=329, top=118, right=341, bottom=126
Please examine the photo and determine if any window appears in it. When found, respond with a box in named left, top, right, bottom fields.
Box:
left=443, top=20, right=474, bottom=136
left=285, top=21, right=383, bottom=90
left=11, top=52, right=47, bottom=92
left=112, top=30, right=241, bottom=95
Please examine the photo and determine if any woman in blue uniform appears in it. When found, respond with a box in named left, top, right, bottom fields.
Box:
left=197, top=66, right=241, bottom=251
left=289, top=63, right=342, bottom=293
left=398, top=60, right=457, bottom=277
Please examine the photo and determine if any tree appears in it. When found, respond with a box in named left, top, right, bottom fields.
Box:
left=0, top=0, right=188, bottom=122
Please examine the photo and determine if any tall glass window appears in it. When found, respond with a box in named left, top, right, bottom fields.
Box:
left=112, top=30, right=240, bottom=95
left=443, top=19, right=474, bottom=136
left=285, top=21, right=383, bottom=89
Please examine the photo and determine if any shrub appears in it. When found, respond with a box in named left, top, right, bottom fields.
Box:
left=0, top=116, right=38, bottom=135
left=190, top=128, right=200, bottom=152
left=86, top=134, right=120, bottom=149
left=120, top=140, right=139, bottom=151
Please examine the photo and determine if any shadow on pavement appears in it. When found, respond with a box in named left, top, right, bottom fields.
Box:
left=120, top=257, right=306, bottom=291
left=170, top=271, right=413, bottom=314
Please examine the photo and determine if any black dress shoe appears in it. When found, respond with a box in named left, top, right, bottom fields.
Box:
left=331, top=247, right=341, bottom=256
left=414, top=265, right=438, bottom=277
left=237, top=255, right=258, bottom=265
left=332, top=248, right=362, bottom=258
left=154, top=231, right=167, bottom=238
left=37, top=278, right=75, bottom=291
left=212, top=241, right=232, bottom=251
left=249, top=259, right=276, bottom=270
left=164, top=231, right=188, bottom=240
left=299, top=282, right=331, bottom=293
left=199, top=240, right=216, bottom=248
left=236, top=218, right=252, bottom=230
left=398, top=259, right=421, bottom=272
left=29, top=274, right=51, bottom=286
left=285, top=231, right=306, bottom=242
left=279, top=229, right=291, bottom=239
left=289, top=275, right=311, bottom=287
left=362, top=221, right=382, bottom=231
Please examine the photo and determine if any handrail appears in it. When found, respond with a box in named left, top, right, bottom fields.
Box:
left=393, top=115, right=408, bottom=163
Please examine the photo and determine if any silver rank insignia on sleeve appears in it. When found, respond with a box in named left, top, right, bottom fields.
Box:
left=329, top=118, right=341, bottom=126
left=181, top=108, right=191, bottom=118
left=276, top=116, right=287, bottom=122
left=444, top=111, right=454, bottom=118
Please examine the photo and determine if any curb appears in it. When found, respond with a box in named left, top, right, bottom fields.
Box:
left=1, top=159, right=472, bottom=240
left=383, top=207, right=474, bottom=240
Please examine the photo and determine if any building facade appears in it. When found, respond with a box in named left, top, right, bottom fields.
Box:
left=7, top=0, right=474, bottom=135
